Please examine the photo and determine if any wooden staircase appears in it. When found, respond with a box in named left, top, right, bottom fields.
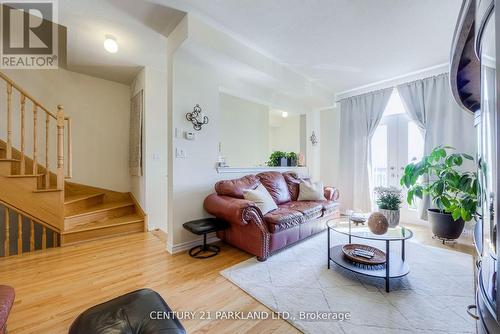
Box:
left=0, top=72, right=146, bottom=255
left=61, top=182, right=145, bottom=245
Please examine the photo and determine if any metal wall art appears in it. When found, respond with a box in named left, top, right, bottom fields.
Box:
left=186, top=104, right=209, bottom=131
left=310, top=131, right=318, bottom=145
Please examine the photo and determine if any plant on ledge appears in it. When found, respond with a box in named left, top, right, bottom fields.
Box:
left=267, top=151, right=287, bottom=167
left=400, top=145, right=478, bottom=240
left=374, top=186, right=402, bottom=227
left=268, top=151, right=298, bottom=167
left=287, top=152, right=298, bottom=166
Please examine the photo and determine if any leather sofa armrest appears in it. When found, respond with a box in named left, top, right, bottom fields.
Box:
left=324, top=186, right=340, bottom=201
left=204, top=194, right=262, bottom=226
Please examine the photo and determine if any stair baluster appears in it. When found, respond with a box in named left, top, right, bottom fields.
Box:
left=20, top=95, right=26, bottom=174
left=4, top=207, right=9, bottom=256
left=33, top=105, right=38, bottom=175
left=42, top=226, right=46, bottom=250
left=45, top=112, right=50, bottom=188
left=29, top=220, right=34, bottom=252
left=56, top=105, right=65, bottom=190
left=6, top=83, right=12, bottom=159
left=17, top=214, right=22, bottom=255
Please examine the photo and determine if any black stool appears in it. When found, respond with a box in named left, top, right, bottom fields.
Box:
left=183, top=218, right=228, bottom=259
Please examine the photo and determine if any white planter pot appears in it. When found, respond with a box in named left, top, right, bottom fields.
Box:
left=379, top=209, right=400, bottom=228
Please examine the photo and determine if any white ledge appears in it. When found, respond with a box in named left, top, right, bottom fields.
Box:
left=216, top=166, right=309, bottom=174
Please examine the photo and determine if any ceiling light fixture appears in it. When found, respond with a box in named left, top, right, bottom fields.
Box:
left=281, top=111, right=288, bottom=118
left=103, top=35, right=118, bottom=54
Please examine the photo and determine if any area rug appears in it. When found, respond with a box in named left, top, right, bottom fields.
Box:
left=221, top=231, right=476, bottom=333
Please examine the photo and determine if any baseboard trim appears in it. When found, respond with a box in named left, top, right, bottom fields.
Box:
left=169, top=233, right=220, bottom=254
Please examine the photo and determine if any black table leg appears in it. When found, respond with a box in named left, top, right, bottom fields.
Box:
left=385, top=240, right=390, bottom=293
left=327, top=227, right=331, bottom=269
left=402, top=239, right=405, bottom=261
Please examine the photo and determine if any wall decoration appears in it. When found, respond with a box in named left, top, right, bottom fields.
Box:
left=186, top=104, right=209, bottom=131
left=310, top=131, right=318, bottom=146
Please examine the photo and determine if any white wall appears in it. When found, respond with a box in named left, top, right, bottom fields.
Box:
left=2, top=68, right=131, bottom=192
left=130, top=64, right=168, bottom=232
left=170, top=49, right=323, bottom=251
left=320, top=107, right=341, bottom=187
left=269, top=112, right=301, bottom=155
left=306, top=109, right=321, bottom=181
left=219, top=93, right=269, bottom=167
left=172, top=50, right=221, bottom=250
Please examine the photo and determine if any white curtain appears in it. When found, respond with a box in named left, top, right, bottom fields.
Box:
left=129, top=90, right=144, bottom=176
left=397, top=73, right=476, bottom=219
left=338, top=88, right=393, bottom=212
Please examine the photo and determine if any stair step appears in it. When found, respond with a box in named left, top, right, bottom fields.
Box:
left=65, top=201, right=134, bottom=219
left=61, top=214, right=144, bottom=245
left=65, top=192, right=104, bottom=205
left=34, top=188, right=62, bottom=193
left=63, top=213, right=143, bottom=234
left=0, top=158, right=19, bottom=162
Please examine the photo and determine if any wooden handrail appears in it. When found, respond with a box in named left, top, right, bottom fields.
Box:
left=0, top=71, right=73, bottom=183
left=0, top=71, right=56, bottom=119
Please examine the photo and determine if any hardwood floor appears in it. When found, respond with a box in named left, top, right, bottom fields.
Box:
left=0, top=223, right=474, bottom=334
left=0, top=232, right=297, bottom=334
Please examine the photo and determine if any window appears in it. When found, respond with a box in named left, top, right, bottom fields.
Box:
left=370, top=89, right=424, bottom=210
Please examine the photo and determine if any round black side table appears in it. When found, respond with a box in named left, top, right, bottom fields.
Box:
left=182, top=218, right=228, bottom=259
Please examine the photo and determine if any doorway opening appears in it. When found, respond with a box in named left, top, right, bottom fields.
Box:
left=370, top=89, right=424, bottom=212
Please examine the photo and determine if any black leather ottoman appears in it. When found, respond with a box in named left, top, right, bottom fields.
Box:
left=183, top=218, right=228, bottom=258
left=68, top=289, right=186, bottom=334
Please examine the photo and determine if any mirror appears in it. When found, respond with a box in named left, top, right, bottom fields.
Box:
left=218, top=92, right=307, bottom=167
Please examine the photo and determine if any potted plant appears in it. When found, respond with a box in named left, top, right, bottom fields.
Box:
left=400, top=146, right=478, bottom=240
left=374, top=186, right=402, bottom=227
left=287, top=152, right=298, bottom=166
left=268, top=151, right=288, bottom=167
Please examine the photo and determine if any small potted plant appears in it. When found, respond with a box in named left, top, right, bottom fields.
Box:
left=287, top=152, right=298, bottom=167
left=374, top=186, right=402, bottom=227
left=400, top=146, right=478, bottom=240
left=268, top=151, right=288, bottom=167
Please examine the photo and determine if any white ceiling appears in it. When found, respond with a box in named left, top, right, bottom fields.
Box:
left=56, top=0, right=462, bottom=91
left=158, top=0, right=462, bottom=93
left=59, top=0, right=185, bottom=84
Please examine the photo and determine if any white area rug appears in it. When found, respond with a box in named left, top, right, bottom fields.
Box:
left=221, top=231, right=476, bottom=333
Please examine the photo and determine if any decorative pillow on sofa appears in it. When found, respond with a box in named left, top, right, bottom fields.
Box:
left=298, top=181, right=326, bottom=201
left=243, top=184, right=278, bottom=215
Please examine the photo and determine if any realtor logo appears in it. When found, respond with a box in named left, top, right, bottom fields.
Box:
left=0, top=0, right=58, bottom=68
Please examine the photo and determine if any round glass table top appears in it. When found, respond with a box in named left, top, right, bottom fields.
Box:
left=327, top=218, right=413, bottom=241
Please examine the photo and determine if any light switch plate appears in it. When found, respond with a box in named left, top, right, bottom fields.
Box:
left=175, top=148, right=186, bottom=158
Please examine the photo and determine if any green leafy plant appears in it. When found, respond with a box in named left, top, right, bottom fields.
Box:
left=267, top=151, right=287, bottom=166
left=374, top=186, right=402, bottom=210
left=287, top=152, right=298, bottom=160
left=400, top=146, right=478, bottom=222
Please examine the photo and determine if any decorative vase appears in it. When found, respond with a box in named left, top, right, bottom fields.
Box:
left=368, top=212, right=389, bottom=235
left=287, top=158, right=297, bottom=167
left=427, top=208, right=465, bottom=240
left=279, top=157, right=288, bottom=166
left=379, top=209, right=400, bottom=228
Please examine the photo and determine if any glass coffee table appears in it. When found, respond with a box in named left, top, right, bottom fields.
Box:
left=327, top=218, right=413, bottom=292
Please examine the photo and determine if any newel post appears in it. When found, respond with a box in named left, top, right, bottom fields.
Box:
left=56, top=105, right=65, bottom=190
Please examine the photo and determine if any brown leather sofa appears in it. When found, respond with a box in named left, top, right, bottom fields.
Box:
left=204, top=171, right=340, bottom=261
